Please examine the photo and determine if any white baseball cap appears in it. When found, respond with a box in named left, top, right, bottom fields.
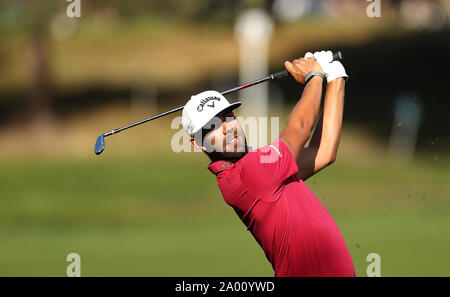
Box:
left=182, top=90, right=241, bottom=136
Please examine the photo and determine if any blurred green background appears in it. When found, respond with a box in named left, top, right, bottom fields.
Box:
left=0, top=0, right=449, bottom=276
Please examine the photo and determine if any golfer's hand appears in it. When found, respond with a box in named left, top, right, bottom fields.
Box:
left=309, top=50, right=348, bottom=83
left=284, top=57, right=323, bottom=85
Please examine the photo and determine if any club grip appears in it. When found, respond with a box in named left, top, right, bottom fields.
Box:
left=272, top=51, right=343, bottom=80
left=272, top=70, right=290, bottom=79
left=333, top=51, right=343, bottom=61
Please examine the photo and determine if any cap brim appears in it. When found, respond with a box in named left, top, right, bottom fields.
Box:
left=192, top=102, right=242, bottom=135
left=219, top=102, right=242, bottom=114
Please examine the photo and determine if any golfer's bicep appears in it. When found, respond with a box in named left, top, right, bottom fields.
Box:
left=297, top=147, right=334, bottom=180
left=297, top=148, right=316, bottom=180
left=280, top=125, right=311, bottom=160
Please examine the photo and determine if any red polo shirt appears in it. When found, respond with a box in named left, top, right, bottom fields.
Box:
left=208, top=139, right=355, bottom=277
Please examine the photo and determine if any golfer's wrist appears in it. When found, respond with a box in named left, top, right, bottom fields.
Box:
left=305, top=72, right=325, bottom=84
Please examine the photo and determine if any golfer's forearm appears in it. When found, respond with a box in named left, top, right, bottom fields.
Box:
left=289, top=77, right=323, bottom=130
left=281, top=77, right=323, bottom=157
left=314, top=79, right=345, bottom=161
left=308, top=112, right=323, bottom=149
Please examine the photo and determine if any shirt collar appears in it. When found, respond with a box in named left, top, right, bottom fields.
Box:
left=207, top=160, right=236, bottom=176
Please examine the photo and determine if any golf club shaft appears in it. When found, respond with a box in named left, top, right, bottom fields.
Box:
left=104, top=73, right=280, bottom=137
left=102, top=51, right=342, bottom=137
left=103, top=106, right=184, bottom=136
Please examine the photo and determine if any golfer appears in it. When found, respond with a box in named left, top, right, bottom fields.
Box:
left=182, top=51, right=355, bottom=277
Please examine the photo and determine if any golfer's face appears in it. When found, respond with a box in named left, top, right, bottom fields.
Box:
left=203, top=111, right=247, bottom=155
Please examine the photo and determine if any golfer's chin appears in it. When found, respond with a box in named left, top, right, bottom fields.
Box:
left=221, top=150, right=247, bottom=161
left=208, top=146, right=248, bottom=162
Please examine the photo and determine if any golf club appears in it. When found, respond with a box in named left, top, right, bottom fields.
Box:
left=94, top=51, right=343, bottom=155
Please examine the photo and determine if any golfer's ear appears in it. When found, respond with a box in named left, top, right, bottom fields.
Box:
left=190, top=137, right=206, bottom=152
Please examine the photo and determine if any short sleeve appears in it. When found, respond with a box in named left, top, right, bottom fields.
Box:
left=240, top=139, right=298, bottom=198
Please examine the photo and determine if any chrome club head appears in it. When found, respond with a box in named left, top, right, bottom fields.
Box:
left=94, top=134, right=106, bottom=155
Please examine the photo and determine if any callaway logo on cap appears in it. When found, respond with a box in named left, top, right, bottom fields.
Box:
left=182, top=90, right=241, bottom=136
left=197, top=96, right=221, bottom=112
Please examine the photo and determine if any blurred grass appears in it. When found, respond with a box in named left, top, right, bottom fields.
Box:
left=0, top=147, right=448, bottom=276
left=0, top=105, right=448, bottom=276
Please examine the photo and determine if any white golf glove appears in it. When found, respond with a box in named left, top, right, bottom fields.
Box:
left=304, top=52, right=314, bottom=59
left=305, top=51, right=348, bottom=83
